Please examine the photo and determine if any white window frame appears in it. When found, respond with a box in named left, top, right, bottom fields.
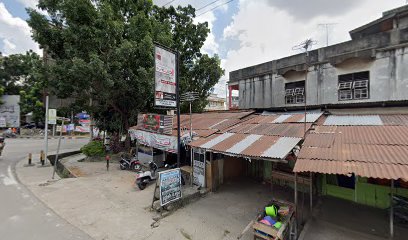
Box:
left=339, top=90, right=353, bottom=100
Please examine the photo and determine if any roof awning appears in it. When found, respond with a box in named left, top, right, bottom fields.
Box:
left=190, top=132, right=301, bottom=161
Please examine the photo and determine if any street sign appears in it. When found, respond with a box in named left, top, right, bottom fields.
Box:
left=193, top=148, right=206, bottom=187
left=48, top=109, right=57, bottom=124
left=159, top=168, right=182, bottom=206
left=154, top=45, right=177, bottom=108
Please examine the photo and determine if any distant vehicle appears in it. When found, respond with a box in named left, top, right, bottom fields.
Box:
left=21, top=122, right=36, bottom=129
left=0, top=137, right=5, bottom=156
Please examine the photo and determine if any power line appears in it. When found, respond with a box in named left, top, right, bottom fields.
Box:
left=196, top=0, right=222, bottom=12
left=162, top=0, right=176, bottom=7
left=196, top=0, right=235, bottom=17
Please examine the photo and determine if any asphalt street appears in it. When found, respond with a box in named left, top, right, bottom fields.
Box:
left=0, top=138, right=92, bottom=240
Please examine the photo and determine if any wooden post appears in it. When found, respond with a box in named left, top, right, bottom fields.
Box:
left=390, top=179, right=394, bottom=238
left=294, top=172, right=298, bottom=239
left=310, top=172, right=313, bottom=213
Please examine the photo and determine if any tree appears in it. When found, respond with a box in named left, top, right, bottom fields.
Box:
left=0, top=51, right=46, bottom=122
left=27, top=0, right=223, bottom=139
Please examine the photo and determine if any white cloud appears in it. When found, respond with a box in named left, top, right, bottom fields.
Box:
left=221, top=0, right=406, bottom=84
left=0, top=3, right=40, bottom=55
left=15, top=0, right=38, bottom=9
left=195, top=11, right=219, bottom=55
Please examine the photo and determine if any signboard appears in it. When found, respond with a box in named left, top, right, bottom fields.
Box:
left=159, top=169, right=182, bottom=206
left=0, top=95, right=20, bottom=127
left=154, top=45, right=177, bottom=108
left=48, top=109, right=57, bottom=124
left=139, top=113, right=173, bottom=135
left=130, top=129, right=178, bottom=153
left=193, top=148, right=206, bottom=187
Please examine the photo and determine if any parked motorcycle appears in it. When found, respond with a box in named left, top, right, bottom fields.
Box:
left=136, top=161, right=158, bottom=190
left=119, top=153, right=142, bottom=171
left=0, top=137, right=5, bottom=156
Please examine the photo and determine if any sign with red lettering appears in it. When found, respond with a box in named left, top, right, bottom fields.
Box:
left=154, top=45, right=177, bottom=108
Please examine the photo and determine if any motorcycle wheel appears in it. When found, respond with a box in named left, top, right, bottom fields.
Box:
left=137, top=182, right=147, bottom=190
left=120, top=164, right=126, bottom=170
left=132, top=163, right=142, bottom=172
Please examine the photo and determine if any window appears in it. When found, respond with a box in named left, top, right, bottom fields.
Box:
left=338, top=71, right=369, bottom=101
left=285, top=81, right=305, bottom=104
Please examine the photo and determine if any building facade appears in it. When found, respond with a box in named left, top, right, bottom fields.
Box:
left=229, top=5, right=408, bottom=110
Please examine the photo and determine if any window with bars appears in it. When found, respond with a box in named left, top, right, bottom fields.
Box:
left=338, top=71, right=369, bottom=101
left=285, top=81, right=305, bottom=104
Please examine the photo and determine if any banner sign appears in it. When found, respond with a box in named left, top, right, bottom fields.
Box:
left=159, top=169, right=182, bottom=206
left=0, top=95, right=20, bottom=127
left=139, top=113, right=173, bottom=135
left=130, top=129, right=177, bottom=153
left=154, top=45, right=177, bottom=108
left=193, top=148, right=206, bottom=187
left=48, top=109, right=57, bottom=125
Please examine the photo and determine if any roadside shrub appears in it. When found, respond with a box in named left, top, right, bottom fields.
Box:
left=80, top=140, right=105, bottom=157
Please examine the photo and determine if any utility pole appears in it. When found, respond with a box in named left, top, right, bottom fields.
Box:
left=292, top=38, right=316, bottom=239
left=318, top=23, right=337, bottom=46
left=44, top=95, right=49, bottom=165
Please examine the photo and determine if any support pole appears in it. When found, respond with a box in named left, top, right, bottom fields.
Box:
left=52, top=119, right=64, bottom=179
left=44, top=95, right=49, bottom=164
left=354, top=175, right=358, bottom=202
left=294, top=172, right=298, bottom=239
left=310, top=172, right=313, bottom=213
left=390, top=179, right=394, bottom=238
left=176, top=52, right=181, bottom=168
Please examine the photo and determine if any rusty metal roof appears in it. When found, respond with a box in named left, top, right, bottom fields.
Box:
left=294, top=159, right=408, bottom=180
left=228, top=123, right=312, bottom=138
left=323, top=115, right=383, bottom=126
left=190, top=132, right=301, bottom=160
left=295, top=114, right=408, bottom=179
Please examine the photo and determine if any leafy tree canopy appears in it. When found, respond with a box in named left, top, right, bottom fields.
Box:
left=27, top=0, right=224, bottom=134
left=0, top=51, right=46, bottom=122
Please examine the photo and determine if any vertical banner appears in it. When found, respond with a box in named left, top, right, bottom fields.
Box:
left=48, top=109, right=57, bottom=125
left=154, top=45, right=177, bottom=108
left=193, top=148, right=206, bottom=187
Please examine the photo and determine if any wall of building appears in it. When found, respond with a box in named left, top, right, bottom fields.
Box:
left=236, top=46, right=408, bottom=109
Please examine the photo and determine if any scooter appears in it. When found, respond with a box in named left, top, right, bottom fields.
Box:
left=119, top=153, right=142, bottom=171
left=136, top=161, right=158, bottom=190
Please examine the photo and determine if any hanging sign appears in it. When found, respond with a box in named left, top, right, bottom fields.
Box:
left=154, top=45, right=177, bottom=108
left=48, top=109, right=57, bottom=125
left=159, top=169, right=182, bottom=206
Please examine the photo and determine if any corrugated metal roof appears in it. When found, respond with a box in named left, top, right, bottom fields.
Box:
left=262, top=137, right=302, bottom=159
left=229, top=123, right=312, bottom=138
left=294, top=159, right=408, bottom=180
left=200, top=133, right=234, bottom=149
left=272, top=115, right=292, bottom=123
left=296, top=114, right=408, bottom=179
left=323, top=115, right=383, bottom=126
left=190, top=132, right=301, bottom=160
left=380, top=115, right=408, bottom=126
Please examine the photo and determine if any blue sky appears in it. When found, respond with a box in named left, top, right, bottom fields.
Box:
left=1, top=0, right=407, bottom=97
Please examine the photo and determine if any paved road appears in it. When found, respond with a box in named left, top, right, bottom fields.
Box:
left=0, top=138, right=93, bottom=240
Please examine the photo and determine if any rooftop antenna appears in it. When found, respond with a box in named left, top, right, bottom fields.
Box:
left=318, top=23, right=337, bottom=46
left=292, top=38, right=316, bottom=239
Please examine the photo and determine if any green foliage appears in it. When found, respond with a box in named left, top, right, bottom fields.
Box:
left=80, top=140, right=105, bottom=157
left=27, top=0, right=224, bottom=135
left=0, top=51, right=46, bottom=122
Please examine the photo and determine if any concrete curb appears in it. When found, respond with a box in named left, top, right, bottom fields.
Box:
left=16, top=136, right=90, bottom=140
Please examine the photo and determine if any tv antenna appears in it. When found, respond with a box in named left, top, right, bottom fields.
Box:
left=318, top=23, right=337, bottom=46
left=292, top=39, right=317, bottom=53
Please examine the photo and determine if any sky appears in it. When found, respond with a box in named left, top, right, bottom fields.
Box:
left=1, top=0, right=407, bottom=97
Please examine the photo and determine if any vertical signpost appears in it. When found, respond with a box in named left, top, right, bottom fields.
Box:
left=154, top=44, right=180, bottom=167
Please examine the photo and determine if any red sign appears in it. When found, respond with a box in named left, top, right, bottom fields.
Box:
left=139, top=113, right=173, bottom=135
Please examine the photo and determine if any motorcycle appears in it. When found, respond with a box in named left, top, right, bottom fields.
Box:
left=119, top=153, right=142, bottom=171
left=136, top=161, right=158, bottom=190
left=0, top=137, right=5, bottom=156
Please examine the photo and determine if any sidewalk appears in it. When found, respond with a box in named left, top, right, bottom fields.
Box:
left=16, top=154, right=290, bottom=240
left=299, top=196, right=408, bottom=240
